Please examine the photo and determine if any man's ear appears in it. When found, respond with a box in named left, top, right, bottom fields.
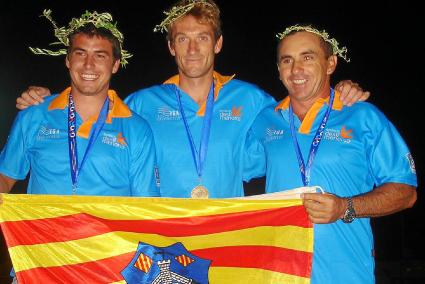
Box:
left=112, top=60, right=120, bottom=74
left=214, top=35, right=223, bottom=54
left=65, top=55, right=70, bottom=69
left=326, top=55, right=337, bottom=75
left=168, top=40, right=176, bottom=56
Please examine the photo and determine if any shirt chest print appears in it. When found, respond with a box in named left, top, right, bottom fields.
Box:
left=219, top=106, right=243, bottom=121
left=323, top=126, right=353, bottom=143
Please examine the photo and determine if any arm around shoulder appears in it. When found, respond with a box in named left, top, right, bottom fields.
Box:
left=17, top=86, right=51, bottom=110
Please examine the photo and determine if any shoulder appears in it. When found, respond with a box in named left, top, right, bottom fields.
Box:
left=124, top=111, right=152, bottom=133
left=251, top=104, right=281, bottom=133
left=16, top=95, right=57, bottom=122
left=255, top=104, right=281, bottom=123
left=222, top=79, right=276, bottom=108
left=125, top=84, right=175, bottom=114
left=125, top=84, right=173, bottom=102
left=343, top=102, right=390, bottom=125
left=225, top=79, right=271, bottom=96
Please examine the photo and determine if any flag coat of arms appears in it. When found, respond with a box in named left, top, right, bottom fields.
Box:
left=0, top=194, right=313, bottom=283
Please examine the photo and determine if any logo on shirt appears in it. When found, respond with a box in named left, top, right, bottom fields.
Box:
left=36, top=126, right=61, bottom=140
left=219, top=106, right=242, bottom=121
left=157, top=107, right=181, bottom=121
left=406, top=153, right=416, bottom=174
left=102, top=132, right=127, bottom=149
left=265, top=127, right=284, bottom=142
left=340, top=126, right=353, bottom=139
left=324, top=126, right=353, bottom=143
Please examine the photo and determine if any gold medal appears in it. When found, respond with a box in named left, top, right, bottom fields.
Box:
left=191, top=185, right=209, bottom=199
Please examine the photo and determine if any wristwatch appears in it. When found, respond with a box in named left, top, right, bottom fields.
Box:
left=341, top=197, right=356, bottom=223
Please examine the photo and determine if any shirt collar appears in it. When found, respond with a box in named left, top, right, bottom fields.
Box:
left=163, top=71, right=235, bottom=116
left=274, top=89, right=343, bottom=112
left=275, top=89, right=343, bottom=134
left=48, top=87, right=132, bottom=121
left=163, top=71, right=234, bottom=88
left=48, top=87, right=132, bottom=138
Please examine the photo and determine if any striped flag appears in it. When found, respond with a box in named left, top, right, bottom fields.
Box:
left=0, top=194, right=313, bottom=283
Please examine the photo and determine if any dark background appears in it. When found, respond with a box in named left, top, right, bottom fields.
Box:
left=1, top=1, right=423, bottom=283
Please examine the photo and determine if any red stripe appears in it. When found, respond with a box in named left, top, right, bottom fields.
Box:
left=193, top=246, right=312, bottom=278
left=16, top=252, right=133, bottom=284
left=4, top=206, right=310, bottom=247
left=16, top=245, right=311, bottom=282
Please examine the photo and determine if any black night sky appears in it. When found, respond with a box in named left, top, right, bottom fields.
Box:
left=1, top=1, right=424, bottom=282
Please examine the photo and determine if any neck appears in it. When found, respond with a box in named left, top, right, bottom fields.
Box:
left=179, top=72, right=214, bottom=105
left=72, top=92, right=109, bottom=122
left=290, top=86, right=331, bottom=121
left=290, top=102, right=310, bottom=121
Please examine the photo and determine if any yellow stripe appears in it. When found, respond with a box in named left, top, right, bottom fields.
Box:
left=0, top=194, right=303, bottom=222
left=11, top=226, right=312, bottom=272
left=209, top=267, right=310, bottom=284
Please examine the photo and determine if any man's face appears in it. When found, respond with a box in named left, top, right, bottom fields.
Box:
left=277, top=32, right=336, bottom=103
left=168, top=15, right=223, bottom=80
left=66, top=33, right=120, bottom=97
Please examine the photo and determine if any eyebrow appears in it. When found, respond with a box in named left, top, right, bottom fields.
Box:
left=174, top=31, right=212, bottom=37
left=279, top=49, right=317, bottom=59
left=72, top=47, right=110, bottom=55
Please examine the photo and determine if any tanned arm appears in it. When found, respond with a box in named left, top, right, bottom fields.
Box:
left=301, top=183, right=416, bottom=224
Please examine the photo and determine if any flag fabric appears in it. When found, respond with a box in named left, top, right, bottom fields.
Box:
left=0, top=194, right=313, bottom=284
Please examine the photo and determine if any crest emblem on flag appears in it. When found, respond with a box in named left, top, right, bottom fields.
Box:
left=121, top=242, right=211, bottom=284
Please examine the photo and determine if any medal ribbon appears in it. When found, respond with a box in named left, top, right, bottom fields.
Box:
left=175, top=83, right=214, bottom=182
left=288, top=88, right=335, bottom=186
left=68, top=93, right=109, bottom=193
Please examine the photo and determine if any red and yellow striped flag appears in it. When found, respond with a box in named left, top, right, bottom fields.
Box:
left=0, top=194, right=313, bottom=283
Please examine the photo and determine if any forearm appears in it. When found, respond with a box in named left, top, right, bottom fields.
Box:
left=0, top=174, right=16, bottom=193
left=353, top=183, right=417, bottom=218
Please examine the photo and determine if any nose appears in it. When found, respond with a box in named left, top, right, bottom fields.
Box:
left=188, top=39, right=198, bottom=54
left=84, top=54, right=95, bottom=68
left=292, top=59, right=303, bottom=74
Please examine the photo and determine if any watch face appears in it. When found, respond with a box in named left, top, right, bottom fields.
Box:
left=342, top=209, right=355, bottom=223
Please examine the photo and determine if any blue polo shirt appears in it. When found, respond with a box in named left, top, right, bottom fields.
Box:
left=249, top=91, right=417, bottom=283
left=125, top=72, right=275, bottom=197
left=0, top=88, right=159, bottom=197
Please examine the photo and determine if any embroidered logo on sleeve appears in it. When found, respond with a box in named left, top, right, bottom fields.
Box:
left=406, top=153, right=416, bottom=174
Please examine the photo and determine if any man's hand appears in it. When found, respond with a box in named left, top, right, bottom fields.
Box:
left=16, top=86, right=51, bottom=110
left=336, top=80, right=370, bottom=106
left=301, top=192, right=347, bottom=224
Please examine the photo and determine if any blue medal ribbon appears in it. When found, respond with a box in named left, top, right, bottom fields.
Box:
left=288, top=88, right=335, bottom=186
left=175, top=83, right=215, bottom=183
left=68, top=93, right=109, bottom=193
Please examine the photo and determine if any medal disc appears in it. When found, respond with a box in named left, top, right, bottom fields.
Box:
left=191, top=185, right=209, bottom=199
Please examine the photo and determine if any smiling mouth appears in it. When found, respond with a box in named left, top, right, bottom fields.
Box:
left=293, top=79, right=307, bottom=85
left=81, top=74, right=99, bottom=80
